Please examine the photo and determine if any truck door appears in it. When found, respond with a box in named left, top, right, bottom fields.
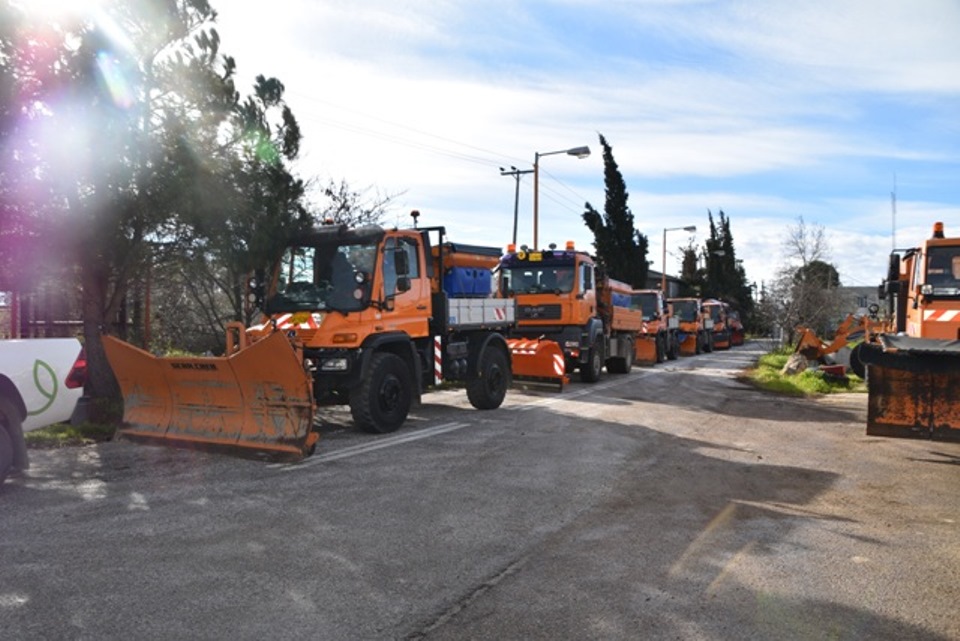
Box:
left=380, top=235, right=429, bottom=338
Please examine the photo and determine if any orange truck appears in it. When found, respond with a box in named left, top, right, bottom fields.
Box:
left=103, top=218, right=520, bottom=458
left=668, top=297, right=713, bottom=355
left=855, top=221, right=960, bottom=440
left=702, top=299, right=732, bottom=350
left=498, top=242, right=642, bottom=384
left=728, top=309, right=745, bottom=346
left=629, top=289, right=679, bottom=365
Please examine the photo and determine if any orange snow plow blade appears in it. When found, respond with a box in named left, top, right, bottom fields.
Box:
left=102, top=332, right=318, bottom=459
left=678, top=333, right=698, bottom=356
left=634, top=336, right=658, bottom=366
left=507, top=338, right=568, bottom=391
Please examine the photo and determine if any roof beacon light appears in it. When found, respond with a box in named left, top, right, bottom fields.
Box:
left=566, top=240, right=575, bottom=251
left=933, top=222, right=944, bottom=239
left=507, top=243, right=516, bottom=253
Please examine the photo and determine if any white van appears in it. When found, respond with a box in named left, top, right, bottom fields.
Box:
left=0, top=338, right=86, bottom=483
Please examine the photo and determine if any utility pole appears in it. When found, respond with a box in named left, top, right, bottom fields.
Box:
left=499, top=166, right=533, bottom=246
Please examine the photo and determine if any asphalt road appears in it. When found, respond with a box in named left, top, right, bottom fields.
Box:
left=2, top=341, right=958, bottom=640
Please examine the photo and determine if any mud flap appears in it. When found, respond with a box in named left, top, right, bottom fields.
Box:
left=862, top=343, right=960, bottom=441
left=507, top=338, right=568, bottom=391
left=103, top=332, right=318, bottom=459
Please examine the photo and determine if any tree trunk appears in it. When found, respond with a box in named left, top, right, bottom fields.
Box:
left=80, top=264, right=121, bottom=405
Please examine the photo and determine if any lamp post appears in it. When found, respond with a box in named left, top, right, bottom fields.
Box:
left=661, top=225, right=697, bottom=294
left=533, top=145, right=591, bottom=248
left=500, top=165, right=534, bottom=246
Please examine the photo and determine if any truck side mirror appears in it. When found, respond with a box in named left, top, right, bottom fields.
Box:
left=396, top=276, right=411, bottom=293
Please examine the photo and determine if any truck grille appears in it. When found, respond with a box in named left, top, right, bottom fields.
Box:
left=518, top=304, right=562, bottom=320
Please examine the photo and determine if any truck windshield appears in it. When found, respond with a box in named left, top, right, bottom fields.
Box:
left=926, top=246, right=960, bottom=297
left=501, top=265, right=575, bottom=294
left=630, top=293, right=660, bottom=321
left=267, top=241, right=378, bottom=313
left=672, top=300, right=699, bottom=322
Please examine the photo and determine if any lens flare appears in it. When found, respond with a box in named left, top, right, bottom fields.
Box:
left=95, top=51, right=134, bottom=109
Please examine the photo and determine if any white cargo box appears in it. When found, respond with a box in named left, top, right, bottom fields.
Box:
left=448, top=298, right=515, bottom=328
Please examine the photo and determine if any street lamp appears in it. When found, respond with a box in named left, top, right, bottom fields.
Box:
left=533, top=145, right=591, bottom=248
left=661, top=225, right=697, bottom=294
left=500, top=165, right=534, bottom=246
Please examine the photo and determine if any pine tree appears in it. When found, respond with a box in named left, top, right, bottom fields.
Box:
left=581, top=134, right=648, bottom=286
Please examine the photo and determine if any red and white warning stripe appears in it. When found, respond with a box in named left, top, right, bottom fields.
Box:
left=434, top=335, right=443, bottom=385
left=924, top=309, right=960, bottom=322
left=552, top=353, right=565, bottom=376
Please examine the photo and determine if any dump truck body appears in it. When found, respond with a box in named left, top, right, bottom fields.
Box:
left=104, top=220, right=516, bottom=457
left=630, top=290, right=679, bottom=365
left=499, top=243, right=640, bottom=383
left=668, top=297, right=713, bottom=355
left=858, top=222, right=960, bottom=441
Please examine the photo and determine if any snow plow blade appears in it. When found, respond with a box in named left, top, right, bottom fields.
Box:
left=634, top=336, right=658, bottom=366
left=102, top=332, right=318, bottom=459
left=860, top=339, right=960, bottom=442
left=677, top=332, right=697, bottom=356
left=507, top=338, right=568, bottom=391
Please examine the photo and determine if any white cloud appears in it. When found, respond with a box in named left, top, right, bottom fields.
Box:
left=213, top=0, right=959, bottom=302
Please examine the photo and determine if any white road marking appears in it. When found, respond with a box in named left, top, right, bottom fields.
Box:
left=272, top=421, right=470, bottom=471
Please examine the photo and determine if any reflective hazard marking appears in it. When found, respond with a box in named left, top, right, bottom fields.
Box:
left=553, top=353, right=565, bottom=376
left=434, top=335, right=443, bottom=385
left=924, top=310, right=959, bottom=322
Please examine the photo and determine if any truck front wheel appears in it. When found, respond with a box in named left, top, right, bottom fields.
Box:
left=350, top=352, right=413, bottom=434
left=466, top=346, right=510, bottom=410
left=580, top=339, right=604, bottom=383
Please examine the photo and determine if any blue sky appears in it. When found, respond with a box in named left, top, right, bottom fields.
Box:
left=215, top=0, right=960, bottom=289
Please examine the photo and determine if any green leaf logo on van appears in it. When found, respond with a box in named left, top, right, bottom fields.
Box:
left=26, top=359, right=58, bottom=416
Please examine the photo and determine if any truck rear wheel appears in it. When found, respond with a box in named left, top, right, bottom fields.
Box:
left=466, top=346, right=510, bottom=410
left=580, top=339, right=604, bottom=383
left=0, top=398, right=20, bottom=484
left=607, top=337, right=633, bottom=374
left=350, top=352, right=412, bottom=434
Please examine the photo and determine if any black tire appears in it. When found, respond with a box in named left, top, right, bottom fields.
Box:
left=655, top=334, right=666, bottom=363
left=0, top=398, right=20, bottom=484
left=350, top=352, right=413, bottom=434
left=607, top=338, right=633, bottom=374
left=580, top=339, right=604, bottom=383
left=466, top=346, right=510, bottom=410
left=667, top=334, right=679, bottom=360
left=850, top=343, right=866, bottom=379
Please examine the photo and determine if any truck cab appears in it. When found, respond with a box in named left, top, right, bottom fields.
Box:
left=887, top=222, right=960, bottom=340
left=629, top=289, right=679, bottom=363
left=499, top=243, right=603, bottom=378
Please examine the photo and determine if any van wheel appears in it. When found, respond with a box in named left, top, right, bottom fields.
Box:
left=350, top=352, right=412, bottom=434
left=580, top=339, right=604, bottom=383
left=0, top=398, right=19, bottom=484
left=467, top=347, right=510, bottom=410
